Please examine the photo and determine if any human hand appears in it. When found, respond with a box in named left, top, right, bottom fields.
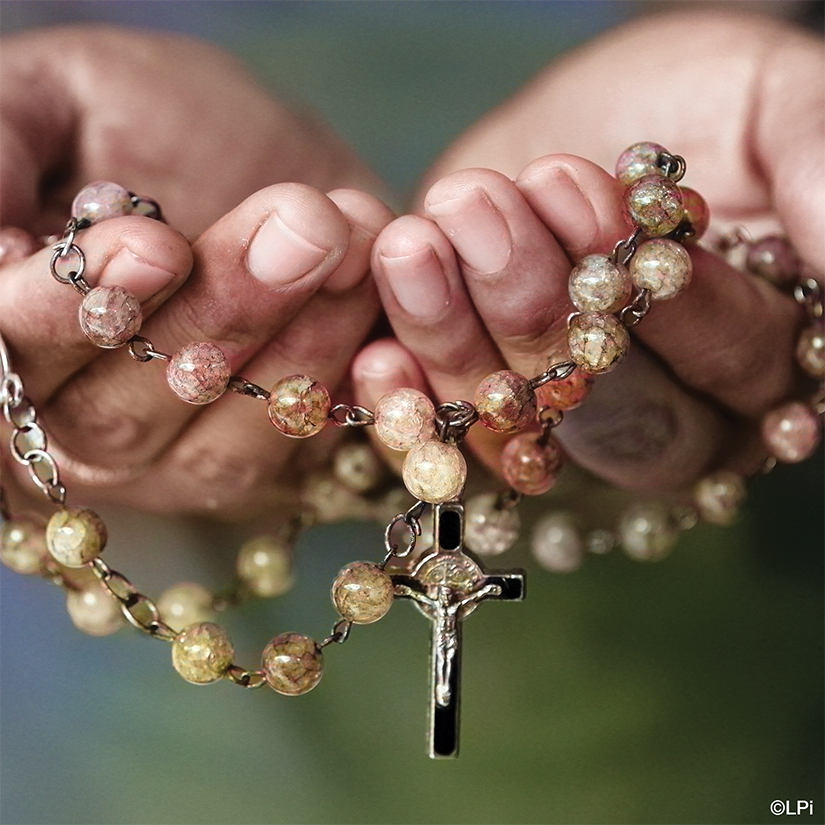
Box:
left=0, top=25, right=393, bottom=519
left=353, top=9, right=823, bottom=494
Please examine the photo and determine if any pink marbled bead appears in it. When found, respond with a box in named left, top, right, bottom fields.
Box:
left=624, top=174, right=684, bottom=237
left=567, top=312, right=630, bottom=374
left=79, top=285, right=142, bottom=348
left=72, top=182, right=133, bottom=224
left=568, top=254, right=632, bottom=313
left=535, top=362, right=593, bottom=411
left=374, top=387, right=436, bottom=450
left=0, top=227, right=37, bottom=266
left=615, top=141, right=668, bottom=187
left=629, top=239, right=692, bottom=301
left=475, top=370, right=537, bottom=433
left=268, top=374, right=331, bottom=438
left=678, top=186, right=710, bottom=243
left=166, top=342, right=231, bottom=405
left=761, top=401, right=821, bottom=463
left=745, top=236, right=801, bottom=287
left=501, top=433, right=564, bottom=496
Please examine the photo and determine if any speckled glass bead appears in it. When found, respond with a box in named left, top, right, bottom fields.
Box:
left=535, top=359, right=594, bottom=411
left=474, top=370, right=537, bottom=433
left=0, top=227, right=37, bottom=266
left=72, top=181, right=133, bottom=223
left=762, top=401, right=821, bottom=463
left=333, top=441, right=384, bottom=493
left=624, top=174, right=684, bottom=237
left=678, top=186, right=710, bottom=242
left=797, top=324, right=825, bottom=379
left=619, top=502, right=678, bottom=561
left=79, top=285, right=142, bottom=348
left=694, top=471, right=746, bottom=526
left=158, top=582, right=216, bottom=632
left=374, top=388, right=436, bottom=451
left=615, top=141, right=669, bottom=186
left=332, top=561, right=394, bottom=624
left=0, top=517, right=48, bottom=574
left=568, top=254, right=632, bottom=313
left=402, top=440, right=467, bottom=504
left=66, top=583, right=124, bottom=636
left=261, top=632, right=323, bottom=695
left=464, top=492, right=520, bottom=556
left=501, top=433, right=564, bottom=496
left=301, top=472, right=374, bottom=523
left=46, top=506, right=107, bottom=568
left=172, top=622, right=234, bottom=685
left=567, top=312, right=630, bottom=374
left=745, top=236, right=800, bottom=286
left=236, top=536, right=294, bottom=597
left=166, top=342, right=231, bottom=405
left=267, top=374, right=330, bottom=438
left=531, top=512, right=585, bottom=573
left=629, top=239, right=692, bottom=300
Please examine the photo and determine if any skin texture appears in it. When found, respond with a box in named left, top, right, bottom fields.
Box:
left=355, top=9, right=824, bottom=494
left=0, top=26, right=394, bottom=518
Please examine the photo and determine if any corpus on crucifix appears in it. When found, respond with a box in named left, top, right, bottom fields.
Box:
left=391, top=500, right=525, bottom=759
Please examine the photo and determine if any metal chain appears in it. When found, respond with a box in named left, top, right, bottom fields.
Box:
left=381, top=499, right=427, bottom=567
left=794, top=278, right=823, bottom=321
left=528, top=360, right=576, bottom=390
left=228, top=376, right=270, bottom=401
left=619, top=288, right=652, bottom=328
left=127, top=335, right=170, bottom=363
left=49, top=218, right=92, bottom=295
left=657, top=151, right=687, bottom=182
left=609, top=228, right=642, bottom=267
left=435, top=401, right=478, bottom=444
left=329, top=404, right=375, bottom=427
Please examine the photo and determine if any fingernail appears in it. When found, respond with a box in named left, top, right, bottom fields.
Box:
left=425, top=188, right=512, bottom=275
left=247, top=211, right=329, bottom=285
left=380, top=245, right=450, bottom=322
left=519, top=166, right=597, bottom=251
left=101, top=247, right=178, bottom=302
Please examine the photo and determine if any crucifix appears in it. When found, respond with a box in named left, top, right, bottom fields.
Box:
left=391, top=500, right=525, bottom=759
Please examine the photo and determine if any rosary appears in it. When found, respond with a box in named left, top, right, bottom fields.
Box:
left=1, top=143, right=822, bottom=759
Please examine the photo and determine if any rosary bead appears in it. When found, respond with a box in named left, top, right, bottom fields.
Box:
left=0, top=227, right=38, bottom=266
left=72, top=181, right=133, bottom=223
left=474, top=370, right=537, bottom=433
left=796, top=324, right=825, bottom=379
left=79, top=285, right=142, bottom=348
left=402, top=440, right=467, bottom=504
left=268, top=374, right=331, bottom=438
left=761, top=401, right=822, bottom=463
left=615, top=141, right=669, bottom=186
left=302, top=472, right=375, bottom=523
left=66, top=583, right=124, bottom=636
left=46, top=506, right=107, bottom=568
left=172, top=622, right=235, bottom=685
left=629, top=238, right=692, bottom=301
left=167, top=342, right=231, bottom=405
left=618, top=502, right=678, bottom=561
left=158, top=582, right=216, bottom=632
left=261, top=632, right=324, bottom=696
left=624, top=174, right=684, bottom=237
left=374, top=388, right=436, bottom=450
left=333, top=441, right=385, bottom=493
left=501, top=433, right=564, bottom=496
left=331, top=561, right=394, bottom=624
left=236, top=536, right=294, bottom=598
left=745, top=236, right=800, bottom=286
left=567, top=312, right=630, bottom=374
left=535, top=360, right=594, bottom=411
left=531, top=512, right=585, bottom=573
left=465, top=492, right=520, bottom=556
left=0, top=516, right=48, bottom=575
left=568, top=254, right=632, bottom=314
left=694, top=471, right=746, bottom=526
left=678, top=186, right=710, bottom=242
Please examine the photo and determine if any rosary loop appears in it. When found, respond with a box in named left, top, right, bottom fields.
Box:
left=1, top=142, right=822, bottom=758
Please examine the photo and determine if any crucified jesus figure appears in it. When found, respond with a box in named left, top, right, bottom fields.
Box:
left=394, top=581, right=502, bottom=707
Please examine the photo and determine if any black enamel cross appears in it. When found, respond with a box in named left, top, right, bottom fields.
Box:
left=391, top=500, right=525, bottom=759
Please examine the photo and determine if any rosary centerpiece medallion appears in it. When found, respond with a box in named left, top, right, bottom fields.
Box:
left=391, top=501, right=525, bottom=759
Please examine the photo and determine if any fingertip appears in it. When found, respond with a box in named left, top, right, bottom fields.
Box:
left=352, top=338, right=428, bottom=408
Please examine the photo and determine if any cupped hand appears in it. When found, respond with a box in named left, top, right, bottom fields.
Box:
left=0, top=25, right=393, bottom=519
left=354, top=9, right=823, bottom=494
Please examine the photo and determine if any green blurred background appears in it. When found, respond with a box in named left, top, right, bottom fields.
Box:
left=0, top=2, right=822, bottom=824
